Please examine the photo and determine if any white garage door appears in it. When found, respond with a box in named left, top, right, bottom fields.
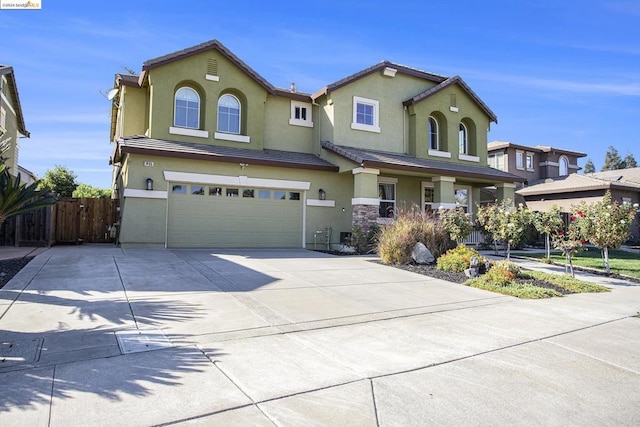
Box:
left=167, top=183, right=304, bottom=248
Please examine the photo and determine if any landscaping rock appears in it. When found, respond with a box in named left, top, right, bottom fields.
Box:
left=412, top=243, right=435, bottom=264
left=464, top=267, right=479, bottom=278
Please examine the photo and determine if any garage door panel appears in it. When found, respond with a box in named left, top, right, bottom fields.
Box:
left=167, top=189, right=302, bottom=248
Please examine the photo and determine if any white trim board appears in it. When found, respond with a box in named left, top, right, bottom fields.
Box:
left=163, top=171, right=311, bottom=190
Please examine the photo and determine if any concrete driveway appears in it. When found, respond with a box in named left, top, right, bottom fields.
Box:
left=0, top=245, right=639, bottom=426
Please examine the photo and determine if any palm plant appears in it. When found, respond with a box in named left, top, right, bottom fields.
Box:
left=0, top=167, right=56, bottom=225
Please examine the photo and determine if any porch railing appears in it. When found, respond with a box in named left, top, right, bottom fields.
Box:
left=460, top=230, right=484, bottom=246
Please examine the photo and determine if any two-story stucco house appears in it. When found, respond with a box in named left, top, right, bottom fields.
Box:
left=0, top=66, right=29, bottom=177
left=109, top=39, right=524, bottom=248
left=487, top=141, right=586, bottom=187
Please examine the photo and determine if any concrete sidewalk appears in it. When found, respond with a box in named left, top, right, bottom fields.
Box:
left=1, top=245, right=639, bottom=426
left=0, top=246, right=49, bottom=261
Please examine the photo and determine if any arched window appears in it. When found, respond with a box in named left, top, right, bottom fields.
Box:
left=459, top=122, right=468, bottom=154
left=428, top=116, right=439, bottom=150
left=174, top=87, right=200, bottom=129
left=218, top=94, right=241, bottom=134
left=559, top=156, right=569, bottom=176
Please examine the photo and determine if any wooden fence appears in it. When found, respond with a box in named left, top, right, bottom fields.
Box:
left=0, top=197, right=118, bottom=247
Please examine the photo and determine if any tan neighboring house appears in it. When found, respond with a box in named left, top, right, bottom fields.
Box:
left=517, top=168, right=640, bottom=241
left=488, top=141, right=586, bottom=187
left=0, top=66, right=29, bottom=178
left=109, top=39, right=524, bottom=248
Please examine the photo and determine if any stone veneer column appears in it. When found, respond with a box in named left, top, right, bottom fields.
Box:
left=351, top=167, right=380, bottom=230
left=496, top=182, right=516, bottom=206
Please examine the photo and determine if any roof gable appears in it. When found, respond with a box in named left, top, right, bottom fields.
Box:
left=141, top=39, right=276, bottom=95
left=403, top=76, right=498, bottom=123
left=312, top=61, right=447, bottom=99
left=0, top=66, right=29, bottom=137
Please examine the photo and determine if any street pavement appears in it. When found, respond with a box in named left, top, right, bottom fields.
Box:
left=0, top=245, right=638, bottom=426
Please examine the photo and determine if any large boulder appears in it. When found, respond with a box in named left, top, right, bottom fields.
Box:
left=412, top=242, right=435, bottom=264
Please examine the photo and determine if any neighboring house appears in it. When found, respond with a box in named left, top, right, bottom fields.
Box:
left=518, top=168, right=640, bottom=241
left=17, top=165, right=38, bottom=186
left=0, top=66, right=29, bottom=176
left=488, top=141, right=586, bottom=187
left=109, top=39, right=524, bottom=248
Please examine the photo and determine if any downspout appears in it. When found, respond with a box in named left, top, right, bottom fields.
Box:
left=164, top=179, right=169, bottom=248
left=302, top=190, right=307, bottom=248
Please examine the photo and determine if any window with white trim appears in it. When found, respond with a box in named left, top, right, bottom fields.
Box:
left=459, top=123, right=468, bottom=154
left=423, top=183, right=434, bottom=213
left=428, top=116, right=439, bottom=150
left=289, top=101, right=313, bottom=127
left=351, top=96, right=380, bottom=133
left=516, top=150, right=524, bottom=170
left=488, top=153, right=505, bottom=170
left=378, top=181, right=396, bottom=218
left=174, top=87, right=200, bottom=129
left=217, top=94, right=241, bottom=134
left=0, top=106, right=6, bottom=133
left=526, top=152, right=534, bottom=171
left=559, top=156, right=569, bottom=176
left=454, top=187, right=470, bottom=213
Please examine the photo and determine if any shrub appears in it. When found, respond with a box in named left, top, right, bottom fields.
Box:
left=349, top=224, right=380, bottom=254
left=483, top=266, right=516, bottom=286
left=491, top=260, right=521, bottom=275
left=377, top=206, right=450, bottom=264
left=440, top=207, right=474, bottom=242
left=436, top=244, right=484, bottom=272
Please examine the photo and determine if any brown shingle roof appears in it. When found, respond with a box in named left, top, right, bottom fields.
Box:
left=0, top=66, right=29, bottom=137
left=115, top=136, right=338, bottom=172
left=321, top=141, right=524, bottom=183
left=488, top=141, right=587, bottom=157
left=403, top=76, right=498, bottom=123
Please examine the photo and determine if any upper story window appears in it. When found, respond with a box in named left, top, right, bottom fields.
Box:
left=458, top=123, right=468, bottom=154
left=559, top=156, right=569, bottom=176
left=174, top=87, right=200, bottom=129
left=516, top=150, right=524, bottom=170
left=218, top=94, right=241, bottom=134
left=351, top=96, right=380, bottom=133
left=428, top=116, right=439, bottom=150
left=526, top=152, right=534, bottom=171
left=488, top=153, right=505, bottom=170
left=289, top=101, right=313, bottom=127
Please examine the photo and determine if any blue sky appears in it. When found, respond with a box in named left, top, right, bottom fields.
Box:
left=1, top=0, right=639, bottom=189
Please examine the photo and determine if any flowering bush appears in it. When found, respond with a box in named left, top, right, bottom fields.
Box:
left=483, top=265, right=516, bottom=286
left=439, top=207, right=474, bottom=242
left=532, top=205, right=564, bottom=259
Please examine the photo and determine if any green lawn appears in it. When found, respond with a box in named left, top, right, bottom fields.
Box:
left=515, top=247, right=640, bottom=279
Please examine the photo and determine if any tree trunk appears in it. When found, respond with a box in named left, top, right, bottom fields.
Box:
left=567, top=253, right=575, bottom=277
left=506, top=241, right=511, bottom=260
left=603, top=247, right=610, bottom=275
left=546, top=233, right=551, bottom=259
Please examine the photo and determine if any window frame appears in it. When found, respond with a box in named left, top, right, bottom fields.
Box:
left=378, top=177, right=397, bottom=219
left=458, top=122, right=468, bottom=155
left=488, top=152, right=505, bottom=171
left=422, top=182, right=435, bottom=213
left=454, top=185, right=472, bottom=214
left=516, top=150, right=524, bottom=170
left=525, top=152, right=535, bottom=171
left=289, top=101, right=313, bottom=127
left=559, top=156, right=569, bottom=176
left=428, top=116, right=439, bottom=150
left=173, top=87, right=201, bottom=129
left=351, top=96, right=380, bottom=133
left=217, top=93, right=241, bottom=135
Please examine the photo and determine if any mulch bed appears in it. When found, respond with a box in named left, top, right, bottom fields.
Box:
left=0, top=257, right=34, bottom=290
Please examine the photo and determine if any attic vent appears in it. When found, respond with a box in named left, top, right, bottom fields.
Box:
left=450, top=93, right=457, bottom=107
left=207, top=58, right=218, bottom=75
left=206, top=59, right=220, bottom=81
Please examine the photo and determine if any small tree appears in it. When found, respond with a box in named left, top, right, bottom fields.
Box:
left=477, top=200, right=534, bottom=260
left=532, top=205, right=565, bottom=260
left=40, top=165, right=78, bottom=197
left=550, top=212, right=586, bottom=277
left=579, top=191, right=638, bottom=274
left=476, top=202, right=502, bottom=255
left=439, top=207, right=474, bottom=243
